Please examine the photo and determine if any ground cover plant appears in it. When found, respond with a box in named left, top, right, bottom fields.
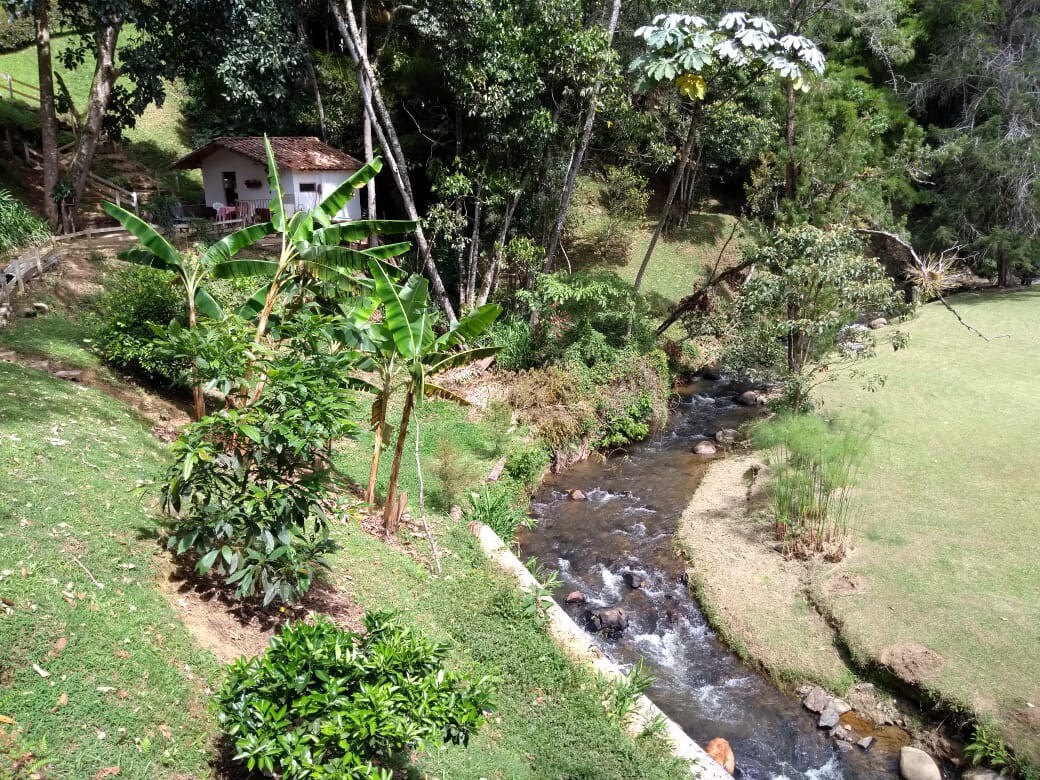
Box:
left=215, top=613, right=493, bottom=778
left=0, top=189, right=49, bottom=253
left=816, top=291, right=1040, bottom=765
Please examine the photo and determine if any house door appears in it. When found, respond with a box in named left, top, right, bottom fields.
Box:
left=221, top=171, right=238, bottom=204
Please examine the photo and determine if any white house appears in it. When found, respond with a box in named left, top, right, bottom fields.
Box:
left=171, top=136, right=365, bottom=222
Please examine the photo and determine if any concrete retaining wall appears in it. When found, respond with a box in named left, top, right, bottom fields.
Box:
left=469, top=521, right=730, bottom=779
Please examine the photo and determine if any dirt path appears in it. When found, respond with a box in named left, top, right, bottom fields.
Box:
left=675, top=453, right=853, bottom=688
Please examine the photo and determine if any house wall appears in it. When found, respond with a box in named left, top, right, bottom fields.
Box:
left=198, top=149, right=360, bottom=220
left=287, top=169, right=362, bottom=220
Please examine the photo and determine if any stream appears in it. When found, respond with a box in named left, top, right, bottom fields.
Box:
left=516, top=380, right=900, bottom=779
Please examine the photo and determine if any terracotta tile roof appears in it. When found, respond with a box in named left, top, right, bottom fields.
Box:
left=171, top=137, right=364, bottom=172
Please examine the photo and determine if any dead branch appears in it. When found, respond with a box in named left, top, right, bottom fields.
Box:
left=853, top=228, right=1011, bottom=342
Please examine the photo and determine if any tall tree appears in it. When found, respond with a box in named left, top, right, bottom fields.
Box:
left=542, top=0, right=624, bottom=272
left=32, top=0, right=58, bottom=228
left=331, top=0, right=459, bottom=325
left=911, top=0, right=1040, bottom=285
left=626, top=11, right=826, bottom=333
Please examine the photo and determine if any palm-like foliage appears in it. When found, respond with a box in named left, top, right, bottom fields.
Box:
left=208, top=138, right=416, bottom=352
left=101, top=201, right=271, bottom=419
left=364, top=260, right=501, bottom=529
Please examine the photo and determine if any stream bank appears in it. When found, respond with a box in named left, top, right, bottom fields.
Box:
left=517, top=380, right=905, bottom=778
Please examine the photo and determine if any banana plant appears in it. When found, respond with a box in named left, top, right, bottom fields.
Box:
left=101, top=201, right=275, bottom=420
left=365, top=259, right=502, bottom=530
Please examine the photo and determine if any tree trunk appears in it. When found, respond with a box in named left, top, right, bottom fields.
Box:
left=465, top=180, right=484, bottom=311
left=997, top=254, right=1011, bottom=287
left=332, top=0, right=457, bottom=324
left=69, top=22, right=122, bottom=210
left=365, top=392, right=387, bottom=504
left=784, top=80, right=797, bottom=204
left=359, top=0, right=378, bottom=241
left=542, top=0, right=624, bottom=272
left=187, top=302, right=206, bottom=421
left=382, top=389, right=414, bottom=531
left=477, top=191, right=520, bottom=306
left=34, top=1, right=59, bottom=229
left=628, top=115, right=700, bottom=336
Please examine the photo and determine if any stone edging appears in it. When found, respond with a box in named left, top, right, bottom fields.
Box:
left=468, top=521, right=730, bottom=780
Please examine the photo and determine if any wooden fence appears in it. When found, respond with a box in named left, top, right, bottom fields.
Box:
left=0, top=226, right=131, bottom=307
left=0, top=73, right=40, bottom=106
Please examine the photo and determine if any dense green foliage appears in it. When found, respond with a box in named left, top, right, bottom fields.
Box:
left=215, top=613, right=493, bottom=778
left=724, top=225, right=905, bottom=409
left=91, top=264, right=187, bottom=385
left=162, top=319, right=359, bottom=604
left=0, top=189, right=48, bottom=253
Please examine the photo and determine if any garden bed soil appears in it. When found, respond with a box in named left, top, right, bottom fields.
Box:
left=157, top=559, right=365, bottom=665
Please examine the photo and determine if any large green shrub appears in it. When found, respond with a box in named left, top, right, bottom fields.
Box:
left=162, top=325, right=359, bottom=604
left=0, top=189, right=49, bottom=254
left=0, top=15, right=34, bottom=52
left=215, top=613, right=493, bottom=779
left=92, top=265, right=187, bottom=385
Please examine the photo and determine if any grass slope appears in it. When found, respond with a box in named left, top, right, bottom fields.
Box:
left=816, top=290, right=1040, bottom=761
left=0, top=34, right=196, bottom=187
left=0, top=302, right=687, bottom=778
left=568, top=179, right=742, bottom=311
left=0, top=360, right=220, bottom=778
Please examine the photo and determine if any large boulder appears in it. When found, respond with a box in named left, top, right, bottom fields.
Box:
left=705, top=737, right=735, bottom=774
left=564, top=591, right=586, bottom=604
left=693, top=441, right=717, bottom=457
left=802, top=686, right=831, bottom=713
left=898, top=746, right=941, bottom=780
left=587, top=607, right=628, bottom=634
left=869, top=317, right=888, bottom=330
left=699, top=361, right=723, bottom=381
left=714, top=428, right=739, bottom=444
left=735, top=390, right=763, bottom=407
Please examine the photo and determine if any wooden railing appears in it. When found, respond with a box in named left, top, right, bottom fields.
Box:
left=23, top=142, right=140, bottom=213
left=1, top=226, right=131, bottom=306
left=0, top=73, right=40, bottom=106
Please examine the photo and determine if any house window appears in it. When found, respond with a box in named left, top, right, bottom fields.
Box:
left=299, top=182, right=318, bottom=193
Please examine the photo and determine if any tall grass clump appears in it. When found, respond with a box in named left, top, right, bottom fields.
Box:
left=0, top=189, right=49, bottom=253
left=752, top=413, right=873, bottom=560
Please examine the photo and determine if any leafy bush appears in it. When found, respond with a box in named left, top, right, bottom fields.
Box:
left=588, top=165, right=650, bottom=263
left=463, top=486, right=535, bottom=542
left=92, top=265, right=187, bottom=385
left=488, top=318, right=535, bottom=370
left=215, top=613, right=493, bottom=779
left=0, top=189, right=48, bottom=254
left=752, top=413, right=872, bottom=560
left=0, top=15, right=34, bottom=52
left=595, top=392, right=655, bottom=449
left=162, top=323, right=360, bottom=604
left=503, top=441, right=551, bottom=491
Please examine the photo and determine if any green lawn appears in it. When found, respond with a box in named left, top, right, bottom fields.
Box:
left=568, top=178, right=743, bottom=312
left=0, top=302, right=688, bottom=779
left=0, top=362, right=221, bottom=778
left=816, top=290, right=1040, bottom=762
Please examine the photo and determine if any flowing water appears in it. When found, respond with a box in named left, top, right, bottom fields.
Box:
left=517, top=381, right=900, bottom=779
